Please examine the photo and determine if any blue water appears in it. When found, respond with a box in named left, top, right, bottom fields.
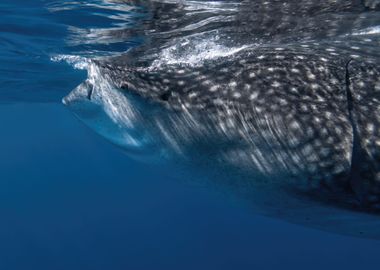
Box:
left=1, top=1, right=380, bottom=269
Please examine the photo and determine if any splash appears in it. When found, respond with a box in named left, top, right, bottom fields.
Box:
left=51, top=55, right=91, bottom=70
left=151, top=36, right=251, bottom=68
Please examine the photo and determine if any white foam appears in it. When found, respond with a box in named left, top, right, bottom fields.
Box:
left=47, top=0, right=135, bottom=13
left=352, top=26, right=380, bottom=36
left=151, top=37, right=250, bottom=68
left=50, top=54, right=90, bottom=70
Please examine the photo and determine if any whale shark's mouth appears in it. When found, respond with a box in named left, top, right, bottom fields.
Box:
left=62, top=61, right=162, bottom=158
left=63, top=81, right=146, bottom=152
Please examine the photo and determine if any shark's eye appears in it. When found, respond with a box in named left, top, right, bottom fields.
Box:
left=159, top=90, right=172, bottom=101
left=83, top=81, right=94, bottom=100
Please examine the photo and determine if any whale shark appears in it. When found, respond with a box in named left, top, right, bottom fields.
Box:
left=63, top=0, right=380, bottom=239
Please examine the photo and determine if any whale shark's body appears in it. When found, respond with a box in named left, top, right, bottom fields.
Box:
left=63, top=0, right=380, bottom=239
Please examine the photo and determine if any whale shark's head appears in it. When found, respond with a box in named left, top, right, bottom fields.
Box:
left=62, top=62, right=180, bottom=163
left=63, top=58, right=233, bottom=165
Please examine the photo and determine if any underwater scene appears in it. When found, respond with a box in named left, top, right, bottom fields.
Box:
left=1, top=0, right=380, bottom=269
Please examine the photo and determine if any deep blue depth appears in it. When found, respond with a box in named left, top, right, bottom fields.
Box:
left=1, top=1, right=380, bottom=269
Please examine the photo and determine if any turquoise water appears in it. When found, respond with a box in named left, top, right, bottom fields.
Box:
left=1, top=1, right=380, bottom=269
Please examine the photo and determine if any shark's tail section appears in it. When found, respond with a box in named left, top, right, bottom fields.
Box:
left=347, top=60, right=380, bottom=209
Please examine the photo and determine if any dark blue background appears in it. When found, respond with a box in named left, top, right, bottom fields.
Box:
left=1, top=0, right=380, bottom=269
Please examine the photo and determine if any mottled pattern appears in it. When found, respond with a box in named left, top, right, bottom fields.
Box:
left=98, top=47, right=356, bottom=202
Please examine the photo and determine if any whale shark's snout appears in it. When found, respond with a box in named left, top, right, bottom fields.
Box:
left=63, top=75, right=171, bottom=161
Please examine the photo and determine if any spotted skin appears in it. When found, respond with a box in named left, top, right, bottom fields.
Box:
left=96, top=45, right=380, bottom=209
left=348, top=61, right=380, bottom=208
left=81, top=0, right=380, bottom=212
left=63, top=1, right=380, bottom=237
